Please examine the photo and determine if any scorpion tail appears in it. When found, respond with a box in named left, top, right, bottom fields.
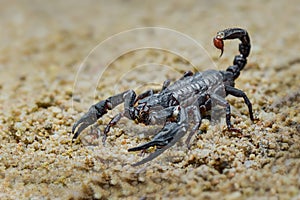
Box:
left=213, top=28, right=251, bottom=79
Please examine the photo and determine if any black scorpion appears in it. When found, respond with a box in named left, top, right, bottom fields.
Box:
left=72, top=28, right=254, bottom=166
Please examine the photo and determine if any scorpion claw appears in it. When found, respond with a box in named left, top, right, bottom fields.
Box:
left=128, top=140, right=167, bottom=152
left=72, top=106, right=100, bottom=140
left=128, top=122, right=187, bottom=166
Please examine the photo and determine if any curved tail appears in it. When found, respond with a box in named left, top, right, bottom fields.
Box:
left=213, top=28, right=251, bottom=79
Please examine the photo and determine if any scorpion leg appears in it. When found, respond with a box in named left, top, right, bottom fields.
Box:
left=161, top=80, right=171, bottom=91
left=198, top=97, right=212, bottom=120
left=179, top=70, right=194, bottom=80
left=185, top=94, right=214, bottom=147
left=134, top=89, right=154, bottom=104
left=128, top=106, right=188, bottom=166
left=72, top=90, right=136, bottom=141
left=211, top=93, right=240, bottom=132
left=185, top=105, right=202, bottom=148
left=103, top=113, right=123, bottom=144
left=225, top=85, right=254, bottom=121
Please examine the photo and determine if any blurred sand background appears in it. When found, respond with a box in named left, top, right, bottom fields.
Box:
left=0, top=0, right=299, bottom=199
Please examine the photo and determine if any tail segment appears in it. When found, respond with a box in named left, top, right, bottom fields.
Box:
left=213, top=28, right=251, bottom=79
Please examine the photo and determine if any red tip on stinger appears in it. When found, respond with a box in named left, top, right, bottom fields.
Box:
left=213, top=37, right=224, bottom=57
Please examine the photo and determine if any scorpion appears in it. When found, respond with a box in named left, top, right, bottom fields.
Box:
left=72, top=28, right=254, bottom=166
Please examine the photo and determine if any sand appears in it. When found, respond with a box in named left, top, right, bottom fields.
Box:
left=0, top=0, right=299, bottom=199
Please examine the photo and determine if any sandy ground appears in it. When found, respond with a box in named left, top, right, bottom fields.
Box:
left=0, top=0, right=299, bottom=199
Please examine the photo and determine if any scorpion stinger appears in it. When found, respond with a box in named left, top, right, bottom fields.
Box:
left=72, top=28, right=255, bottom=166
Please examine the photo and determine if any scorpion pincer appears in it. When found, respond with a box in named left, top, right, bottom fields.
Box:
left=72, top=28, right=254, bottom=166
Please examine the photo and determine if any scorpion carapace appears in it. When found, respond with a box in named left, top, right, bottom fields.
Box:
left=72, top=28, right=254, bottom=166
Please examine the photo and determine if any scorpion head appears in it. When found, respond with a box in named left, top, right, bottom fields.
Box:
left=135, top=95, right=160, bottom=124
left=135, top=102, right=151, bottom=123
left=134, top=93, right=175, bottom=125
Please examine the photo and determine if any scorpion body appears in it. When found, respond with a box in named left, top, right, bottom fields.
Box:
left=72, top=28, right=254, bottom=166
